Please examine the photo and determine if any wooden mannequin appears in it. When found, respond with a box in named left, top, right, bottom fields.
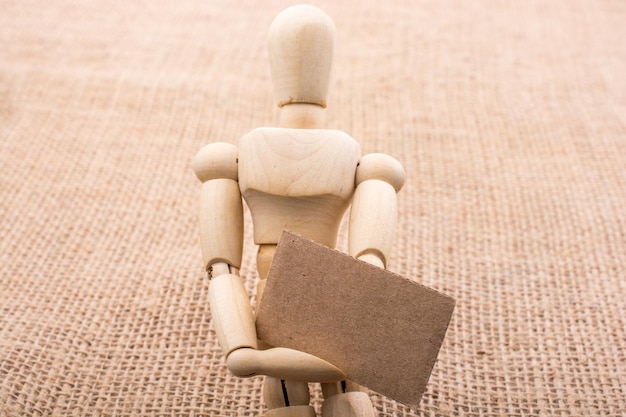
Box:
left=193, top=5, right=404, bottom=416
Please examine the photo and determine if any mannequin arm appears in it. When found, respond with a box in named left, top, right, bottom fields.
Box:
left=349, top=153, right=405, bottom=267
left=193, top=143, right=254, bottom=354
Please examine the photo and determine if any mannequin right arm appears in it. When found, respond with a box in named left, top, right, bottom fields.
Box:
left=193, top=142, right=345, bottom=382
left=193, top=143, right=256, bottom=355
left=193, top=143, right=244, bottom=273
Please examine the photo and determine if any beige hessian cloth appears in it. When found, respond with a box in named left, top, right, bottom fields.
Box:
left=1, top=0, right=625, bottom=415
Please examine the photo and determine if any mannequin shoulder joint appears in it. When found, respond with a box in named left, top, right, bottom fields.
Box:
left=193, top=142, right=239, bottom=183
left=355, top=153, right=405, bottom=192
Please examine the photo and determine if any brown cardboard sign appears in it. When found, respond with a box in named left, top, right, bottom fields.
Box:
left=255, top=231, right=455, bottom=409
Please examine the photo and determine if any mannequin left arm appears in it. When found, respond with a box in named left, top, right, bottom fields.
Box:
left=348, top=153, right=405, bottom=268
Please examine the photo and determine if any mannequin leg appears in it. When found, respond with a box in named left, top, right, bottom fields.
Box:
left=263, top=377, right=315, bottom=417
left=321, top=381, right=376, bottom=417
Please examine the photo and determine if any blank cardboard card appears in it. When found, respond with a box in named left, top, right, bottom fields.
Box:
left=255, top=231, right=455, bottom=409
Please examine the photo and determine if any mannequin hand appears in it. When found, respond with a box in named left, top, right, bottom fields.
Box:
left=227, top=346, right=345, bottom=382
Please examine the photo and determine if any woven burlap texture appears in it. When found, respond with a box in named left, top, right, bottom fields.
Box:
left=1, top=0, right=625, bottom=415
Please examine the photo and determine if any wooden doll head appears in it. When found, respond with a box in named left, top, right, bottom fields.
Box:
left=268, top=5, right=336, bottom=109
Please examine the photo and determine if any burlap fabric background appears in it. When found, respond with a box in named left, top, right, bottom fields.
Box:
left=1, top=0, right=625, bottom=415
